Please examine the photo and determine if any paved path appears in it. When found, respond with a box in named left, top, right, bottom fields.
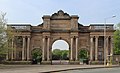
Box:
left=0, top=65, right=119, bottom=73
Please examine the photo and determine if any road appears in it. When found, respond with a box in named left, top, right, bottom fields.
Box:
left=0, top=65, right=119, bottom=73
left=59, top=67, right=120, bottom=73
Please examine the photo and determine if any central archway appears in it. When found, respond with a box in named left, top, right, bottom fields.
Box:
left=52, top=40, right=69, bottom=64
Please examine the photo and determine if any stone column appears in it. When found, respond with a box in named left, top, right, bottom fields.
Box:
left=104, top=36, right=106, bottom=64
left=22, top=37, right=25, bottom=61
left=106, top=37, right=109, bottom=60
left=11, top=38, right=14, bottom=60
left=14, top=43, right=16, bottom=60
left=47, top=37, right=50, bottom=61
left=95, top=36, right=98, bottom=61
left=27, top=37, right=30, bottom=61
left=70, top=38, right=73, bottom=60
left=90, top=36, right=94, bottom=61
left=42, top=38, right=45, bottom=61
left=110, top=37, right=113, bottom=55
left=6, top=51, right=8, bottom=60
left=75, top=37, right=78, bottom=61
left=110, top=36, right=113, bottom=61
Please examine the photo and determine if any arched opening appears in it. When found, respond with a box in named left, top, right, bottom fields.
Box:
left=52, top=40, right=69, bottom=64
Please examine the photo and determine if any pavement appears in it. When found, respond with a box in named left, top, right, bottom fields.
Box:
left=0, top=64, right=119, bottom=73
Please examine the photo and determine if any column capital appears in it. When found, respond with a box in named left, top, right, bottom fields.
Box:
left=105, top=36, right=109, bottom=38
left=76, top=36, right=79, bottom=38
left=90, top=36, right=94, bottom=38
left=110, top=36, right=113, bottom=38
left=27, top=36, right=31, bottom=38
left=70, top=36, right=74, bottom=38
left=90, top=37, right=93, bottom=42
left=47, top=36, right=51, bottom=38
left=42, top=36, right=47, bottom=38
left=70, top=35, right=78, bottom=38
left=95, top=36, right=99, bottom=38
left=111, top=37, right=113, bottom=41
left=22, top=36, right=26, bottom=38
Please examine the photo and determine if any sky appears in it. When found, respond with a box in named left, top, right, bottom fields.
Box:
left=0, top=0, right=120, bottom=26
left=0, top=0, right=120, bottom=50
left=52, top=40, right=69, bottom=50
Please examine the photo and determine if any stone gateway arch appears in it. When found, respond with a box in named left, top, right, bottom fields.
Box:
left=7, top=10, right=114, bottom=64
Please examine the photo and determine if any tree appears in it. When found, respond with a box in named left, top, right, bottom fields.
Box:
left=52, top=49, right=69, bottom=60
left=78, top=49, right=88, bottom=59
left=52, top=49, right=62, bottom=60
left=114, top=23, right=120, bottom=54
left=31, top=48, right=42, bottom=59
left=31, top=48, right=42, bottom=64
left=0, top=12, right=14, bottom=60
left=61, top=50, right=69, bottom=60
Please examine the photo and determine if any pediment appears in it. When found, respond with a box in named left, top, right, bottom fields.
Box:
left=51, top=10, right=71, bottom=20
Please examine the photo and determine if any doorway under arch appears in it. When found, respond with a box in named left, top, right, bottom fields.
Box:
left=51, top=40, right=70, bottom=64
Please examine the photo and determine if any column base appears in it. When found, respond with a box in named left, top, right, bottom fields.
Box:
left=90, top=61, right=104, bottom=65
left=22, top=59, right=25, bottom=61
left=3, top=61, right=31, bottom=65
left=41, top=61, right=52, bottom=65
left=27, top=58, right=30, bottom=61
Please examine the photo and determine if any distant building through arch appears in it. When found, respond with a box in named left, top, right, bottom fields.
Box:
left=7, top=10, right=114, bottom=64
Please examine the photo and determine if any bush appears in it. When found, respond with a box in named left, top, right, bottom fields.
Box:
left=0, top=54, right=6, bottom=61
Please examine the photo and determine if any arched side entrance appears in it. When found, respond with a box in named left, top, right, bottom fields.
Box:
left=51, top=39, right=69, bottom=64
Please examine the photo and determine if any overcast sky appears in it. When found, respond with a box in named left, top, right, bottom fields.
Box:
left=52, top=40, right=69, bottom=51
left=0, top=0, right=120, bottom=50
left=0, top=0, right=120, bottom=26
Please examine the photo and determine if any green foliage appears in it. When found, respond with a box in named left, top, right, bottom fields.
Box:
left=0, top=12, right=14, bottom=58
left=31, top=48, right=42, bottom=60
left=78, top=49, right=88, bottom=59
left=61, top=50, right=69, bottom=60
left=52, top=49, right=69, bottom=60
left=114, top=23, right=120, bottom=55
left=0, top=12, right=8, bottom=56
left=52, top=49, right=62, bottom=60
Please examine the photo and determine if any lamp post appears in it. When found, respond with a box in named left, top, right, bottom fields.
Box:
left=104, top=15, right=116, bottom=66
